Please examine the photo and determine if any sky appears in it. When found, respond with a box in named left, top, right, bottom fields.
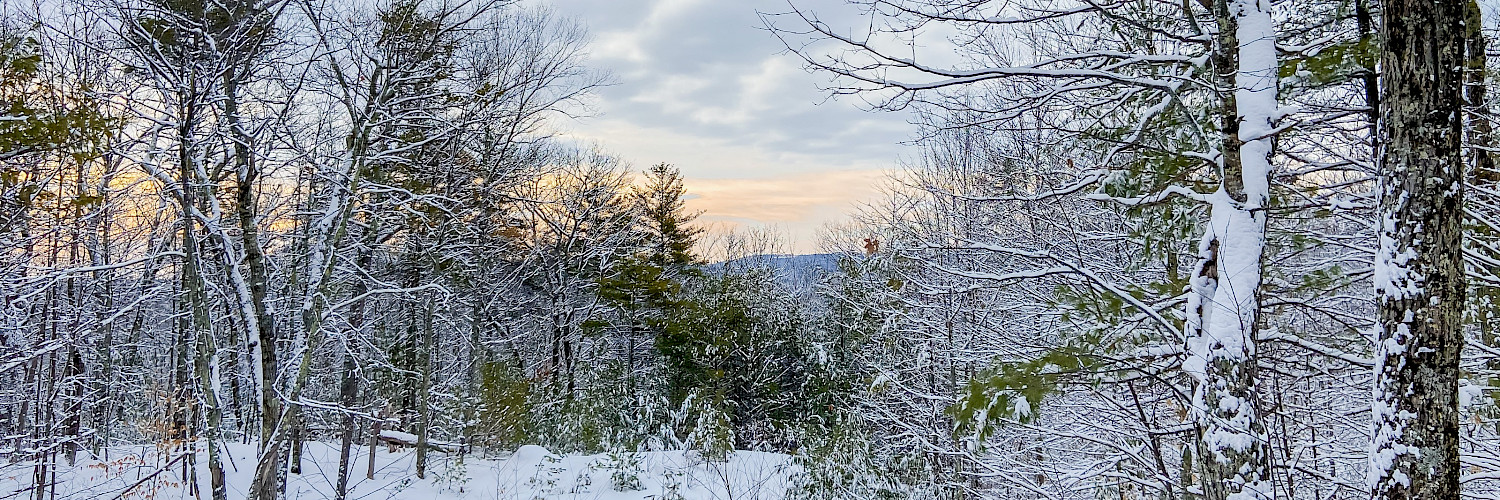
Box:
left=543, top=0, right=917, bottom=254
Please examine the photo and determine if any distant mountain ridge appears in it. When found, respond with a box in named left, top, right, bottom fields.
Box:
left=707, top=253, right=842, bottom=289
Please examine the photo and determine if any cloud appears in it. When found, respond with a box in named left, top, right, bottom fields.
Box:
left=543, top=0, right=918, bottom=252
left=554, top=0, right=915, bottom=160
left=558, top=116, right=894, bottom=180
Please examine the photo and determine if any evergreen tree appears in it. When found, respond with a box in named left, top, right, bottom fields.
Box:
left=636, top=163, right=702, bottom=268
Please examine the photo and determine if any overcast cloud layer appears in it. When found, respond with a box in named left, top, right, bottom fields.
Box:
left=545, top=0, right=915, bottom=253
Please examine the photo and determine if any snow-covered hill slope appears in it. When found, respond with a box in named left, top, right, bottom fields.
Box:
left=3, top=442, right=797, bottom=499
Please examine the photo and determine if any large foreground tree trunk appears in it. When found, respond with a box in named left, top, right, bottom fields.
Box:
left=1369, top=0, right=1466, bottom=497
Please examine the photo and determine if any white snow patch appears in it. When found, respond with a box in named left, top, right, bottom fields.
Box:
left=5, top=441, right=798, bottom=500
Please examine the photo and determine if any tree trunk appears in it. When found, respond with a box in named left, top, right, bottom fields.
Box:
left=368, top=413, right=380, bottom=480
left=416, top=299, right=434, bottom=479
left=1370, top=0, right=1466, bottom=496
left=225, top=72, right=281, bottom=479
left=335, top=242, right=373, bottom=500
left=1184, top=0, right=1277, bottom=498
left=179, top=92, right=228, bottom=500
left=333, top=350, right=359, bottom=500
left=289, top=413, right=303, bottom=475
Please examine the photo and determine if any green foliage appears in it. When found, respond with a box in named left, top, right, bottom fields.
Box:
left=685, top=388, right=735, bottom=462
left=374, top=322, right=424, bottom=420
left=474, top=360, right=531, bottom=449
left=433, top=453, right=470, bottom=493
left=0, top=32, right=38, bottom=75
left=1099, top=152, right=1205, bottom=201
left=598, top=451, right=645, bottom=491
left=788, top=414, right=903, bottom=500
left=1087, top=82, right=1217, bottom=198
left=598, top=253, right=683, bottom=318
left=133, top=0, right=273, bottom=63
left=635, top=163, right=703, bottom=268
left=0, top=26, right=114, bottom=237
left=536, top=376, right=611, bottom=454
left=1051, top=279, right=1182, bottom=350
left=1298, top=264, right=1353, bottom=292
left=1279, top=38, right=1376, bottom=89
left=799, top=256, right=891, bottom=423
left=379, top=0, right=457, bottom=78
left=559, top=162, right=711, bottom=452
left=0, top=30, right=111, bottom=162
left=531, top=360, right=668, bottom=454
left=951, top=343, right=1098, bottom=445
left=652, top=265, right=815, bottom=450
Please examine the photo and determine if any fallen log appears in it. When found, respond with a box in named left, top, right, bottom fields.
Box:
left=377, top=429, right=459, bottom=453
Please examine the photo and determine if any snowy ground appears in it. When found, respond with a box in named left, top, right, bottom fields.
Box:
left=2, top=441, right=797, bottom=499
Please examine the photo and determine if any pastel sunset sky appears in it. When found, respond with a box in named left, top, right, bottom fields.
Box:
left=544, top=0, right=916, bottom=253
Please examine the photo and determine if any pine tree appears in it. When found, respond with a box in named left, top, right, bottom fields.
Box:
left=636, top=163, right=702, bottom=269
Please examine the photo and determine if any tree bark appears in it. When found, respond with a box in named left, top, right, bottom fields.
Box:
left=289, top=413, right=303, bottom=475
left=334, top=241, right=373, bottom=500
left=179, top=90, right=228, bottom=500
left=1183, top=0, right=1277, bottom=498
left=416, top=298, right=434, bottom=479
left=1370, top=0, right=1466, bottom=496
left=333, top=350, right=359, bottom=500
left=224, top=71, right=280, bottom=473
left=368, top=412, right=380, bottom=480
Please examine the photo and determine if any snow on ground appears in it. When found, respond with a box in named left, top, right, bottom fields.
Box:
left=1, top=441, right=796, bottom=499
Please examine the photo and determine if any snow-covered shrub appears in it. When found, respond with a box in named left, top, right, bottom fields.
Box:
left=596, top=450, right=645, bottom=491
left=524, top=450, right=565, bottom=498
left=788, top=415, right=901, bottom=500
left=433, top=453, right=469, bottom=493
left=473, top=360, right=531, bottom=453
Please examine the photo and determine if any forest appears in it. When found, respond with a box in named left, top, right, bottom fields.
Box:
left=0, top=0, right=1493, bottom=498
